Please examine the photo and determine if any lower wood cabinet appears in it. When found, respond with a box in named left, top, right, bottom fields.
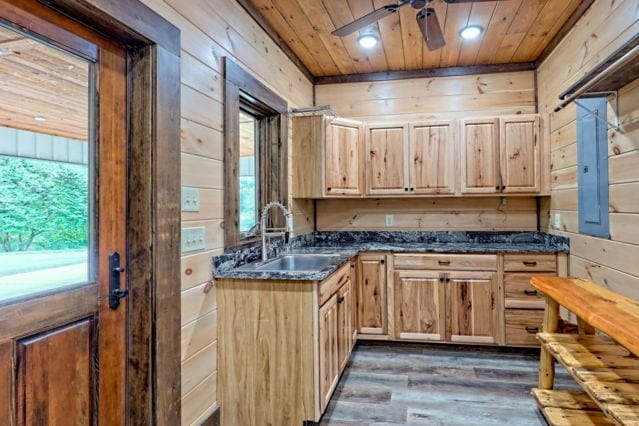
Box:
left=394, top=270, right=445, bottom=341
left=356, top=253, right=387, bottom=336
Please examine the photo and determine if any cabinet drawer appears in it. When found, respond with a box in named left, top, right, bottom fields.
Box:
left=503, top=254, right=556, bottom=272
left=393, top=254, right=497, bottom=271
left=505, top=309, right=544, bottom=346
left=504, top=273, right=553, bottom=309
left=319, top=263, right=351, bottom=306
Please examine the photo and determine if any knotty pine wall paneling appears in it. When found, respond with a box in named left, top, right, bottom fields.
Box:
left=537, top=0, right=639, bottom=300
left=138, top=0, right=314, bottom=423
left=314, top=70, right=539, bottom=232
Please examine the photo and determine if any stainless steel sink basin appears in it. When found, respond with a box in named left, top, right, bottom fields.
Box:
left=238, top=253, right=340, bottom=272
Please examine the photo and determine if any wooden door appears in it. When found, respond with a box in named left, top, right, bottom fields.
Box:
left=500, top=115, right=540, bottom=193
left=365, top=123, right=409, bottom=195
left=357, top=254, right=387, bottom=335
left=409, top=121, right=456, bottom=194
left=336, top=278, right=354, bottom=371
left=446, top=271, right=499, bottom=344
left=318, top=294, right=340, bottom=412
left=460, top=118, right=500, bottom=194
left=0, top=2, right=127, bottom=424
left=324, top=118, right=363, bottom=196
left=394, top=270, right=446, bottom=341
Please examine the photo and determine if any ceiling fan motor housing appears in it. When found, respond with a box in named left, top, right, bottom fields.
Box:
left=411, top=0, right=428, bottom=9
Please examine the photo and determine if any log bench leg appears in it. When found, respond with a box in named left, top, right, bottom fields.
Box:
left=577, top=316, right=596, bottom=335
left=539, top=297, right=559, bottom=389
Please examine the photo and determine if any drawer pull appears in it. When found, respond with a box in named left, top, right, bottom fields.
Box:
left=523, top=261, right=538, bottom=266
left=525, top=326, right=539, bottom=334
left=438, top=260, right=451, bottom=265
left=524, top=289, right=538, bottom=296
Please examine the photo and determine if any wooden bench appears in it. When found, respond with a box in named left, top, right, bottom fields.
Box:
left=530, top=277, right=639, bottom=426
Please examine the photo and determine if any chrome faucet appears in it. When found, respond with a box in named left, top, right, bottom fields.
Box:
left=261, top=201, right=293, bottom=262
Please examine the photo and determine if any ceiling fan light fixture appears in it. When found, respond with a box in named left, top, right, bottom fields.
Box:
left=460, top=25, right=483, bottom=40
left=358, top=34, right=379, bottom=49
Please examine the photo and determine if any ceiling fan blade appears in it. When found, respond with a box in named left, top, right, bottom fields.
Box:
left=417, top=8, right=446, bottom=51
left=332, top=3, right=402, bottom=37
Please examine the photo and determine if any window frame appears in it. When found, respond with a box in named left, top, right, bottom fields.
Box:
left=223, top=57, right=288, bottom=249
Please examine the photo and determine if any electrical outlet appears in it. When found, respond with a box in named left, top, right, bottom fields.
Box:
left=554, top=213, right=561, bottom=229
left=181, top=227, right=206, bottom=253
left=181, top=187, right=200, bottom=212
left=385, top=215, right=394, bottom=227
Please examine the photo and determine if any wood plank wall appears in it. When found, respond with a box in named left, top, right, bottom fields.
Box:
left=314, top=71, right=538, bottom=232
left=137, top=0, right=314, bottom=423
left=537, top=0, right=639, bottom=301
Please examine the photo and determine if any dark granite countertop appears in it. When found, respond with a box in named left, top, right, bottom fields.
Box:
left=213, top=231, right=569, bottom=281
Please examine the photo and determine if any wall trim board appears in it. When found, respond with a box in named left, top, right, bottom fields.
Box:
left=314, top=63, right=537, bottom=85
left=235, top=0, right=314, bottom=83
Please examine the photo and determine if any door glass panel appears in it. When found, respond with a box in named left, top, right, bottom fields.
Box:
left=0, top=24, right=92, bottom=302
left=239, top=110, right=258, bottom=233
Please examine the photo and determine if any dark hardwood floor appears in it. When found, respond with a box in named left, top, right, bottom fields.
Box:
left=320, top=342, right=578, bottom=425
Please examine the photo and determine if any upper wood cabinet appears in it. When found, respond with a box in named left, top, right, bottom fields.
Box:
left=292, top=115, right=363, bottom=198
left=460, top=117, right=500, bottom=194
left=365, top=123, right=409, bottom=195
left=460, top=115, right=541, bottom=195
left=409, top=121, right=456, bottom=194
left=325, top=118, right=364, bottom=195
left=500, top=115, right=540, bottom=193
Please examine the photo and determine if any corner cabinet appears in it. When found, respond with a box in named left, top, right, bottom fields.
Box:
left=217, top=263, right=355, bottom=425
left=292, top=115, right=364, bottom=198
left=461, top=115, right=540, bottom=195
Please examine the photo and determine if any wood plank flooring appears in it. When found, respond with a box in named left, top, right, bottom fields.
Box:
left=320, top=342, right=579, bottom=425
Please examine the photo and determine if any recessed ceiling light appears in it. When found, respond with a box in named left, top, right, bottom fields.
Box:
left=358, top=34, right=379, bottom=49
left=33, top=116, right=47, bottom=122
left=460, top=25, right=483, bottom=40
left=0, top=49, right=12, bottom=56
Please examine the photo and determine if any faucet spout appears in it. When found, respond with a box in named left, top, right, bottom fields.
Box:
left=260, top=201, right=293, bottom=262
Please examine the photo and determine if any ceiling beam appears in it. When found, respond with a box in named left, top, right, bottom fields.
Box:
left=314, top=62, right=537, bottom=85
left=535, top=0, right=596, bottom=67
left=235, top=0, right=314, bottom=83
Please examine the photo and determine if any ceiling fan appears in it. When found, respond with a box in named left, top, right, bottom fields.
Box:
left=332, top=0, right=497, bottom=51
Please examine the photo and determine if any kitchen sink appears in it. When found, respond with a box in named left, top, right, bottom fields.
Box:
left=237, top=253, right=341, bottom=272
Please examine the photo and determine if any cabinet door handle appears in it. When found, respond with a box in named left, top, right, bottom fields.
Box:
left=327, top=187, right=332, bottom=191
left=525, top=326, right=539, bottom=334
left=380, top=259, right=385, bottom=265
left=523, top=261, right=537, bottom=266
left=404, top=187, right=409, bottom=192
left=438, top=260, right=451, bottom=265
left=524, top=289, right=538, bottom=296
left=337, top=295, right=345, bottom=304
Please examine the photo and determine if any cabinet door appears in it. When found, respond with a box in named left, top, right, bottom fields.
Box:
left=500, top=115, right=540, bottom=193
left=337, top=278, right=354, bottom=371
left=460, top=118, right=500, bottom=194
left=409, top=121, right=456, bottom=194
left=318, top=294, right=339, bottom=412
left=365, top=123, right=409, bottom=195
left=446, top=271, right=498, bottom=344
left=325, top=119, right=363, bottom=195
left=357, top=254, right=387, bottom=335
left=394, top=270, right=446, bottom=341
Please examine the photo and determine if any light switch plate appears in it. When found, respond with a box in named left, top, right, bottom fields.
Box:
left=181, top=187, right=200, bottom=212
left=385, top=215, right=394, bottom=227
left=181, top=227, right=206, bottom=253
left=554, top=213, right=561, bottom=229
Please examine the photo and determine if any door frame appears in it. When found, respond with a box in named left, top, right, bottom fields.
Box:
left=0, top=0, right=182, bottom=423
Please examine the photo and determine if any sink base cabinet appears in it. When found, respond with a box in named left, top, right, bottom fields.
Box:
left=393, top=270, right=446, bottom=341
left=218, top=264, right=355, bottom=425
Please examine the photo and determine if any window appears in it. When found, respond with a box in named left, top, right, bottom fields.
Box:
left=577, top=97, right=610, bottom=238
left=224, top=58, right=288, bottom=248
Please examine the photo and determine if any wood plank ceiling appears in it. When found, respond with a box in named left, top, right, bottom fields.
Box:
left=0, top=25, right=89, bottom=141
left=248, top=0, right=583, bottom=77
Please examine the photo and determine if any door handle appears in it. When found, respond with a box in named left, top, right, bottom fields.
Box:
left=109, top=252, right=128, bottom=310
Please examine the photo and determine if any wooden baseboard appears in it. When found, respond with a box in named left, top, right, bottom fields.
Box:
left=200, top=406, right=220, bottom=426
